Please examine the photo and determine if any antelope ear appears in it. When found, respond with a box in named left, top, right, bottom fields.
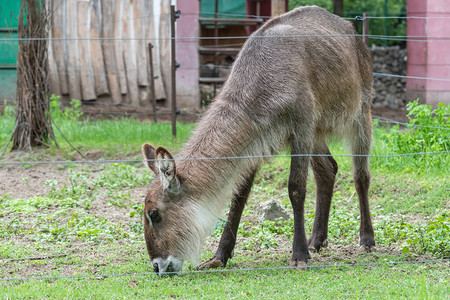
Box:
left=155, top=146, right=180, bottom=194
left=142, top=143, right=158, bottom=175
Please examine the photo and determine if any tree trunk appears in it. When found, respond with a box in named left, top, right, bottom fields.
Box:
left=11, top=0, right=56, bottom=151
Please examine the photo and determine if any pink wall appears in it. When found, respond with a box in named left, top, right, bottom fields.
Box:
left=407, top=0, right=450, bottom=105
left=176, top=0, right=200, bottom=108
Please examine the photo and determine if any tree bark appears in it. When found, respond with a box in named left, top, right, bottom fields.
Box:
left=11, top=0, right=56, bottom=151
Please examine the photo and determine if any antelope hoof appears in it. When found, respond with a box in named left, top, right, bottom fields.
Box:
left=289, top=260, right=308, bottom=271
left=196, top=256, right=224, bottom=270
left=359, top=245, right=375, bottom=253
left=307, top=238, right=328, bottom=252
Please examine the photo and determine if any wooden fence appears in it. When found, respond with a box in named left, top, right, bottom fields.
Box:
left=48, top=0, right=171, bottom=107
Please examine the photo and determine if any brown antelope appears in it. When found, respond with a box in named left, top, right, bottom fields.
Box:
left=141, top=6, right=375, bottom=275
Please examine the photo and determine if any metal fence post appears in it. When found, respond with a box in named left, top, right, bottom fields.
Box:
left=363, top=13, right=369, bottom=46
left=170, top=5, right=179, bottom=137
left=148, top=43, right=157, bottom=123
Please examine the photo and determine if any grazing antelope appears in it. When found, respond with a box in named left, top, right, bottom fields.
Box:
left=141, top=6, right=375, bottom=275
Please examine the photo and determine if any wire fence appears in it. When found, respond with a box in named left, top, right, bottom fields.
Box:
left=1, top=258, right=448, bottom=282
left=4, top=11, right=448, bottom=32
left=1, top=33, right=450, bottom=42
left=0, top=151, right=449, bottom=166
left=0, top=10, right=448, bottom=282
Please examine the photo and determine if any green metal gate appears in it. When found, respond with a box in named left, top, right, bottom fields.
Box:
left=0, top=1, right=20, bottom=101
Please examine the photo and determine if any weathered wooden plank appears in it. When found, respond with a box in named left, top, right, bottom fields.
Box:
left=114, top=0, right=128, bottom=96
left=159, top=0, right=171, bottom=106
left=48, top=20, right=61, bottom=96
left=66, top=0, right=82, bottom=100
left=78, top=1, right=96, bottom=101
left=101, top=0, right=122, bottom=104
left=51, top=0, right=69, bottom=95
left=133, top=0, right=149, bottom=87
left=146, top=0, right=165, bottom=100
left=47, top=0, right=60, bottom=96
left=133, top=0, right=150, bottom=106
left=90, top=0, right=109, bottom=96
left=123, top=0, right=139, bottom=105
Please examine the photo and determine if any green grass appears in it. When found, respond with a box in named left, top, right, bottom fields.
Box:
left=2, top=263, right=449, bottom=299
left=0, top=102, right=449, bottom=298
left=51, top=118, right=196, bottom=156
left=1, top=104, right=195, bottom=157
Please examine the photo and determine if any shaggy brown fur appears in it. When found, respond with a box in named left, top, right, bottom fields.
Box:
left=142, top=6, right=374, bottom=273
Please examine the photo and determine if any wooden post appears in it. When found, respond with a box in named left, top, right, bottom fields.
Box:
left=271, top=0, right=285, bottom=17
left=51, top=0, right=69, bottom=95
left=101, top=0, right=122, bottom=105
left=66, top=0, right=82, bottom=101
left=147, top=0, right=165, bottom=100
left=123, top=0, right=139, bottom=105
left=90, top=1, right=109, bottom=97
left=170, top=5, right=177, bottom=137
left=47, top=0, right=60, bottom=97
left=114, top=0, right=128, bottom=96
left=148, top=43, right=157, bottom=123
left=363, top=13, right=369, bottom=46
left=78, top=1, right=96, bottom=101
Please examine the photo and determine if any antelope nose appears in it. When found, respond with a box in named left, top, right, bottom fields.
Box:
left=152, top=262, right=159, bottom=274
left=152, top=257, right=182, bottom=276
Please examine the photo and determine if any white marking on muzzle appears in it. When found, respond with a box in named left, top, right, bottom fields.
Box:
left=152, top=256, right=184, bottom=276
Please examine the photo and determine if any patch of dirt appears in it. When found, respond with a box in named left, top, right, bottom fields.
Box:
left=202, top=233, right=423, bottom=269
left=372, top=106, right=409, bottom=123
left=0, top=164, right=68, bottom=199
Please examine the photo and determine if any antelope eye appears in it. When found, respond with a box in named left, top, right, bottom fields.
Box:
left=149, top=209, right=162, bottom=224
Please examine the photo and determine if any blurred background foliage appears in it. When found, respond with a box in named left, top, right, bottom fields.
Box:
left=289, top=0, right=407, bottom=46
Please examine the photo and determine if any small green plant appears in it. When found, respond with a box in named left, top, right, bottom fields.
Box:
left=106, top=190, right=131, bottom=208
left=96, top=164, right=152, bottom=189
left=2, top=100, right=15, bottom=117
left=406, top=213, right=450, bottom=257
left=374, top=100, right=449, bottom=171
left=44, top=170, right=96, bottom=208
left=50, top=94, right=83, bottom=122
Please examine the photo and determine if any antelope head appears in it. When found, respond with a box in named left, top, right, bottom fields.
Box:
left=141, top=144, right=215, bottom=275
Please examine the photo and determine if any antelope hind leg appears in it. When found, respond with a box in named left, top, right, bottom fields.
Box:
left=307, top=142, right=338, bottom=251
left=351, top=104, right=375, bottom=250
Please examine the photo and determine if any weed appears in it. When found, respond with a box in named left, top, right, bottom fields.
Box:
left=129, top=204, right=144, bottom=235
left=406, top=213, right=450, bottom=257
left=105, top=190, right=131, bottom=207
left=50, top=94, right=83, bottom=122
left=373, top=100, right=449, bottom=171
left=96, top=164, right=152, bottom=189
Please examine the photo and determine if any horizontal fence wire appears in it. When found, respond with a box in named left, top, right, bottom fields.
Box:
left=6, top=12, right=445, bottom=33
left=188, top=11, right=450, bottom=20
left=2, top=12, right=447, bottom=39
left=372, top=72, right=450, bottom=82
left=373, top=116, right=450, bottom=130
left=5, top=105, right=450, bottom=132
left=1, top=258, right=448, bottom=282
left=0, top=69, right=439, bottom=83
left=0, top=151, right=449, bottom=166
left=1, top=34, right=450, bottom=42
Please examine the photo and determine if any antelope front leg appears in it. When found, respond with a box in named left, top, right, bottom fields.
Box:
left=288, top=152, right=310, bottom=266
left=196, top=170, right=256, bottom=269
